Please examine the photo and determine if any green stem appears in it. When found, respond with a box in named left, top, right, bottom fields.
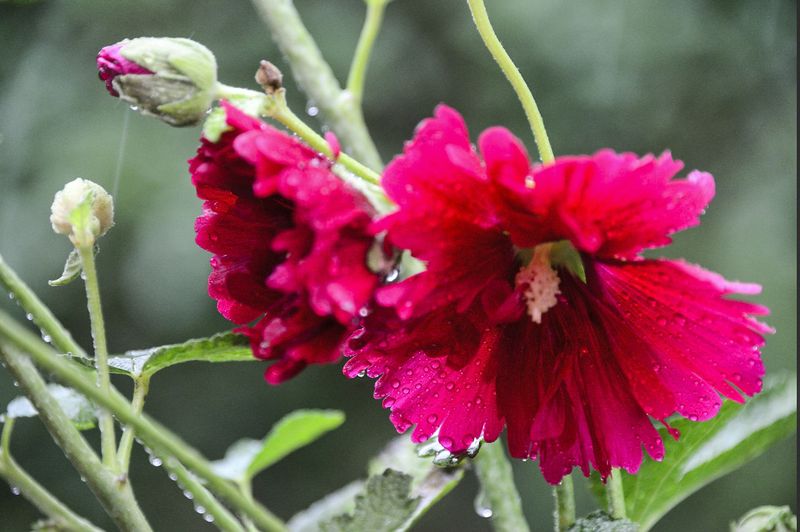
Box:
left=76, top=245, right=117, bottom=471
left=553, top=475, right=576, bottom=531
left=473, top=441, right=530, bottom=532
left=164, top=457, right=246, bottom=532
left=465, top=0, right=555, bottom=164
left=347, top=0, right=390, bottom=103
left=238, top=481, right=259, bottom=532
left=249, top=0, right=384, bottom=170
left=606, top=469, right=627, bottom=520
left=117, top=375, right=150, bottom=473
left=0, top=420, right=105, bottom=532
left=0, top=253, right=88, bottom=359
left=214, top=85, right=382, bottom=187
left=0, top=341, right=152, bottom=531
left=0, top=310, right=287, bottom=532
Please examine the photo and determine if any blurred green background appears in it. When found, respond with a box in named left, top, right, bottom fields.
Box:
left=0, top=0, right=795, bottom=530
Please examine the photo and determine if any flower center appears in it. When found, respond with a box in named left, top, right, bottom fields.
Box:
left=515, top=244, right=561, bottom=324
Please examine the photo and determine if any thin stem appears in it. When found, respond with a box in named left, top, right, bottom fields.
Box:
left=0, top=310, right=287, bottom=532
left=0, top=341, right=152, bottom=531
left=250, top=0, right=384, bottom=170
left=164, top=458, right=246, bottom=532
left=0, top=253, right=88, bottom=359
left=0, top=420, right=105, bottom=532
left=465, top=0, right=555, bottom=164
left=553, top=475, right=576, bottom=531
left=117, top=375, right=150, bottom=473
left=473, top=441, right=530, bottom=532
left=76, top=245, right=117, bottom=471
left=606, top=469, right=627, bottom=520
left=214, top=85, right=382, bottom=186
left=347, top=0, right=390, bottom=103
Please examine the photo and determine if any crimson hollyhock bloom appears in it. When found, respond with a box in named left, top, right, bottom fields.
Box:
left=190, top=102, right=380, bottom=383
left=96, top=42, right=153, bottom=97
left=346, top=105, right=772, bottom=483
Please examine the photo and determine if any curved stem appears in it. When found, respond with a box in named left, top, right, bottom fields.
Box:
left=606, top=469, right=627, bottom=520
left=249, top=0, right=384, bottom=170
left=117, top=375, right=150, bottom=473
left=465, top=0, right=555, bottom=164
left=0, top=310, right=287, bottom=532
left=0, top=253, right=88, bottom=359
left=0, top=341, right=152, bottom=531
left=347, top=0, right=390, bottom=103
left=0, top=420, right=105, bottom=532
left=553, top=476, right=576, bottom=531
left=164, top=457, right=246, bottom=532
left=473, top=441, right=530, bottom=532
left=76, top=245, right=117, bottom=471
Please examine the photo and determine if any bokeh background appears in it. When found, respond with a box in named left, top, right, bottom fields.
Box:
left=0, top=0, right=795, bottom=530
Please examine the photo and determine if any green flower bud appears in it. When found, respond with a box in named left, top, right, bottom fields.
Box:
left=50, top=178, right=114, bottom=247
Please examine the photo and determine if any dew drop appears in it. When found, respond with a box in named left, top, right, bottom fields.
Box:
left=203, top=513, right=215, bottom=523
left=148, top=455, right=163, bottom=467
left=439, top=436, right=454, bottom=448
left=10, top=486, right=20, bottom=496
left=688, top=414, right=698, bottom=421
left=306, top=102, right=319, bottom=117
left=473, top=488, right=493, bottom=518
left=391, top=380, right=400, bottom=389
left=194, top=504, right=206, bottom=514
left=183, top=489, right=194, bottom=500
left=25, top=313, right=33, bottom=321
left=427, top=414, right=438, bottom=424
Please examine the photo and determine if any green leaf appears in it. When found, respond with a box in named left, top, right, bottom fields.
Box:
left=107, top=332, right=252, bottom=379
left=303, top=437, right=463, bottom=532
left=569, top=511, right=639, bottom=532
left=611, top=373, right=797, bottom=531
left=287, top=481, right=365, bottom=532
left=320, top=470, right=418, bottom=532
left=4, top=384, right=96, bottom=430
left=48, top=249, right=82, bottom=287
left=211, top=410, right=345, bottom=483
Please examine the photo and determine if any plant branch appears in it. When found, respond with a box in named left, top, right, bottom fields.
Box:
left=0, top=341, right=151, bottom=531
left=249, top=0, right=384, bottom=170
left=117, top=375, right=150, bottom=473
left=0, top=309, right=287, bottom=532
left=0, top=253, right=88, bottom=359
left=465, top=0, right=555, bottom=163
left=347, top=0, right=390, bottom=103
left=606, top=469, right=627, bottom=520
left=473, top=441, right=530, bottom=532
left=0, top=419, right=105, bottom=532
left=76, top=245, right=117, bottom=471
left=553, top=475, right=576, bottom=531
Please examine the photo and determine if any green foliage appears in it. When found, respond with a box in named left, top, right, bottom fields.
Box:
left=569, top=511, right=639, bottom=532
left=107, top=332, right=252, bottom=379
left=730, top=506, right=797, bottom=532
left=320, top=470, right=418, bottom=532
left=592, top=373, right=797, bottom=531
left=47, top=249, right=82, bottom=287
left=210, top=409, right=345, bottom=483
left=3, top=384, right=96, bottom=431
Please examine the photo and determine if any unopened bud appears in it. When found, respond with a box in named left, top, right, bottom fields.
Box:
left=96, top=37, right=218, bottom=126
left=50, top=179, right=114, bottom=247
left=731, top=506, right=796, bottom=532
left=255, top=60, right=283, bottom=95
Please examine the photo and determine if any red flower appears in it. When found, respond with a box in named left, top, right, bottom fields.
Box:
left=190, top=102, right=380, bottom=383
left=346, top=105, right=771, bottom=483
left=96, top=42, right=153, bottom=97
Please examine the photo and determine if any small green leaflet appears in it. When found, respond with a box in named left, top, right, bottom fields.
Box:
left=48, top=249, right=83, bottom=287
left=300, top=437, right=463, bottom=532
left=3, top=384, right=96, bottom=430
left=606, top=373, right=796, bottom=531
left=107, top=332, right=252, bottom=379
left=210, top=409, right=345, bottom=483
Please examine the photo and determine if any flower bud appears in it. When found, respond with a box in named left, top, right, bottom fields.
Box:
left=731, top=506, right=796, bottom=532
left=96, top=37, right=218, bottom=127
left=50, top=179, right=114, bottom=247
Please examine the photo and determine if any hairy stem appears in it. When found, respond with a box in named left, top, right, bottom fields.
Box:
left=250, top=0, right=384, bottom=170
left=164, top=457, right=246, bottom=532
left=0, top=419, right=104, bottom=532
left=606, top=469, right=627, bottom=520
left=553, top=475, right=576, bottom=531
left=347, top=0, right=390, bottom=103
left=0, top=342, right=151, bottom=531
left=473, top=441, right=530, bottom=532
left=76, top=245, right=117, bottom=471
left=0, top=253, right=88, bottom=359
left=0, top=310, right=287, bottom=532
left=117, top=375, right=150, bottom=473
left=466, top=0, right=555, bottom=163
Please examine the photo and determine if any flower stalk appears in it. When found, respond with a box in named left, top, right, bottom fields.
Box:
left=465, top=0, right=555, bottom=164
left=347, top=0, right=391, bottom=103
left=473, top=441, right=530, bottom=532
left=76, top=244, right=118, bottom=471
left=606, top=469, right=627, bottom=520
left=553, top=476, right=576, bottom=531
left=0, top=419, right=104, bottom=532
left=117, top=375, right=150, bottom=473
